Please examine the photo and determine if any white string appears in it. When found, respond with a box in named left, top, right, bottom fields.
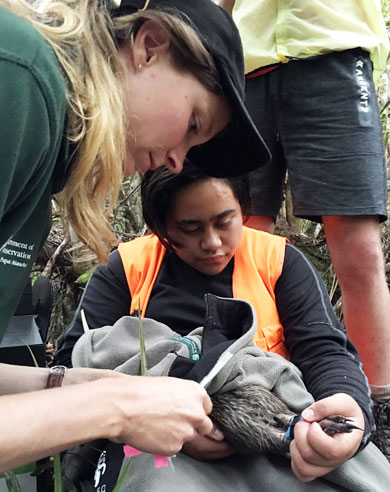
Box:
left=80, top=309, right=90, bottom=333
left=199, top=350, right=233, bottom=389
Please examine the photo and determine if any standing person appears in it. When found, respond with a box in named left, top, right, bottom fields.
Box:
left=220, top=0, right=390, bottom=434
left=0, top=0, right=270, bottom=472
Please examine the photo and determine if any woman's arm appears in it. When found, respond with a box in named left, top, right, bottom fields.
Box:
left=275, top=245, right=373, bottom=479
left=0, top=364, right=213, bottom=473
left=275, top=244, right=372, bottom=479
left=275, top=243, right=373, bottom=439
left=54, top=249, right=130, bottom=366
left=0, top=363, right=123, bottom=395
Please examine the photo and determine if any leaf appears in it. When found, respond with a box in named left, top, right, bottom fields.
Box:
left=75, top=266, right=96, bottom=285
left=110, top=310, right=146, bottom=490
left=1, top=471, right=22, bottom=492
left=111, top=458, right=133, bottom=492
left=138, top=307, right=148, bottom=376
left=53, top=453, right=62, bottom=492
left=25, top=343, right=39, bottom=368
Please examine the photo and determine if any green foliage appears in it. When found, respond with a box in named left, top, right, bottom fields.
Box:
left=75, top=266, right=96, bottom=285
left=0, top=472, right=22, bottom=492
left=25, top=344, right=39, bottom=369
left=110, top=312, right=147, bottom=491
left=138, top=310, right=148, bottom=376
left=382, top=0, right=389, bottom=25
left=53, top=454, right=63, bottom=492
left=111, top=458, right=133, bottom=492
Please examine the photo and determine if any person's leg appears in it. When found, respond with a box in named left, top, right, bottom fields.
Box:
left=279, top=50, right=388, bottom=380
left=322, top=215, right=390, bottom=385
left=278, top=48, right=390, bottom=459
left=245, top=215, right=275, bottom=233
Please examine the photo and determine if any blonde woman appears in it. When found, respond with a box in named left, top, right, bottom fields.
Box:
left=0, top=0, right=269, bottom=472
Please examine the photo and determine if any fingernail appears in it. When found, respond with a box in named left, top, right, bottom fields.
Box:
left=302, top=408, right=315, bottom=420
left=211, top=427, right=225, bottom=440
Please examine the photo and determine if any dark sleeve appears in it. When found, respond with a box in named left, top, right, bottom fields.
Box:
left=276, top=243, right=374, bottom=444
left=53, top=249, right=131, bottom=367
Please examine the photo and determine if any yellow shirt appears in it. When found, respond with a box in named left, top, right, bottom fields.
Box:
left=232, top=0, right=390, bottom=84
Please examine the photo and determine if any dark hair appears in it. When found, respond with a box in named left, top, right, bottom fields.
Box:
left=141, top=161, right=251, bottom=250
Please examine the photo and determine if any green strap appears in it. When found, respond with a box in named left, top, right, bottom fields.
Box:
left=171, top=336, right=201, bottom=361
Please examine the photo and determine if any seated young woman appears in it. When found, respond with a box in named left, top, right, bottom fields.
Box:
left=55, top=162, right=374, bottom=483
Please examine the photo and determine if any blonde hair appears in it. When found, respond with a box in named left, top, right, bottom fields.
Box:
left=3, top=0, right=220, bottom=262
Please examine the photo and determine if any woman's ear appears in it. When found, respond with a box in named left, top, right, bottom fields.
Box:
left=132, top=20, right=170, bottom=68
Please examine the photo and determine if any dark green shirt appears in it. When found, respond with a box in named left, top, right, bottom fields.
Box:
left=0, top=7, right=67, bottom=338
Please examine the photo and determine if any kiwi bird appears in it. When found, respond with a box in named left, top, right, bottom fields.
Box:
left=210, top=384, right=362, bottom=455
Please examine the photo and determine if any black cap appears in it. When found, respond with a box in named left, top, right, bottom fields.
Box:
left=112, top=0, right=271, bottom=177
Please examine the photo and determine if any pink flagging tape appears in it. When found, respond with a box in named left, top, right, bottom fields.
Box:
left=154, top=455, right=169, bottom=468
left=123, top=445, right=142, bottom=457
left=122, top=446, right=169, bottom=468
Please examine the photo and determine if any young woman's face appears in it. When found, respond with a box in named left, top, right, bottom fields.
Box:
left=165, top=179, right=243, bottom=276
left=120, top=38, right=230, bottom=176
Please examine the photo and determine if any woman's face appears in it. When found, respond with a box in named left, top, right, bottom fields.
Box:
left=119, top=27, right=230, bottom=176
left=165, top=178, right=243, bottom=276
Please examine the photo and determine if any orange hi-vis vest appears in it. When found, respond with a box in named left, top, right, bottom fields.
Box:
left=118, top=227, right=288, bottom=358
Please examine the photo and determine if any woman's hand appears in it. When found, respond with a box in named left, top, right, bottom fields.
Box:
left=67, top=370, right=217, bottom=457
left=290, top=393, right=364, bottom=482
left=106, top=376, right=214, bottom=457
left=182, top=424, right=235, bottom=460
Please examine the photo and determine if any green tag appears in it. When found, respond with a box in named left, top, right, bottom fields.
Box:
left=171, top=336, right=201, bottom=361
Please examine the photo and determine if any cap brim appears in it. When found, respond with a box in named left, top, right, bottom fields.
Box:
left=188, top=64, right=271, bottom=178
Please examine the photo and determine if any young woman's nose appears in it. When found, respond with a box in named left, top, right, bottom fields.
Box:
left=201, top=228, right=222, bottom=251
left=165, top=143, right=190, bottom=174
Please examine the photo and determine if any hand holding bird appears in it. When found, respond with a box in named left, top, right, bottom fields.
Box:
left=204, top=387, right=365, bottom=482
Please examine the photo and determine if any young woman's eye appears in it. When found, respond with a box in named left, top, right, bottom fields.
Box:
left=188, top=116, right=198, bottom=134
left=181, top=227, right=200, bottom=235
left=218, top=220, right=232, bottom=229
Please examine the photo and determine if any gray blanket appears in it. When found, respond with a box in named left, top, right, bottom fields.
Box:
left=72, top=296, right=390, bottom=491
